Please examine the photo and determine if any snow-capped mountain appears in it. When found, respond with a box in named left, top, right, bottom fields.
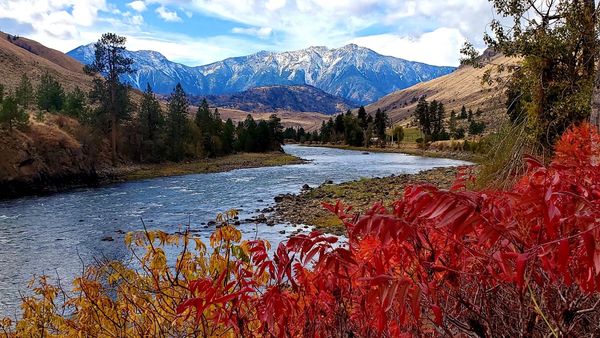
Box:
left=68, top=44, right=455, bottom=105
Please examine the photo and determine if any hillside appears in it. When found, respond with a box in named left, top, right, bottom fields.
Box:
left=195, top=85, right=355, bottom=115
left=0, top=32, right=93, bottom=91
left=217, top=108, right=329, bottom=132
left=68, top=44, right=455, bottom=104
left=367, top=51, right=518, bottom=128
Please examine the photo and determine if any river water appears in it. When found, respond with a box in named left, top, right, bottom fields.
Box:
left=0, top=145, right=469, bottom=316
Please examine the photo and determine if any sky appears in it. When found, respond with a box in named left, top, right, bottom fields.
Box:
left=0, top=0, right=499, bottom=67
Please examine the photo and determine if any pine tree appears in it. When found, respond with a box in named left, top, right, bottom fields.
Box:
left=37, top=72, right=64, bottom=112
left=85, top=33, right=134, bottom=165
left=63, top=87, right=86, bottom=118
left=0, top=83, right=4, bottom=104
left=414, top=97, right=432, bottom=139
left=267, top=114, right=283, bottom=151
left=166, top=83, right=189, bottom=161
left=373, top=108, right=388, bottom=142
left=15, top=74, right=34, bottom=108
left=357, top=106, right=367, bottom=130
left=242, top=114, right=257, bottom=152
left=139, top=83, right=163, bottom=142
left=0, top=94, right=29, bottom=131
left=221, top=118, right=235, bottom=154
left=432, top=101, right=446, bottom=139
left=449, top=110, right=457, bottom=135
left=459, top=105, right=468, bottom=119
left=195, top=98, right=215, bottom=156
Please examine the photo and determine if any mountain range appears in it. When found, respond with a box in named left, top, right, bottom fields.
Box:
left=67, top=44, right=455, bottom=105
left=191, top=85, right=354, bottom=115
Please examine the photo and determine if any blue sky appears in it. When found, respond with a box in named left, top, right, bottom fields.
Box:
left=0, top=0, right=498, bottom=67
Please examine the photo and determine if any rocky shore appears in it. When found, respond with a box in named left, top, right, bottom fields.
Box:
left=269, top=166, right=472, bottom=235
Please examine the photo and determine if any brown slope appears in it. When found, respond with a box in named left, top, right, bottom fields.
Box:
left=367, top=52, right=519, bottom=128
left=216, top=108, right=329, bottom=132
left=0, top=31, right=94, bottom=91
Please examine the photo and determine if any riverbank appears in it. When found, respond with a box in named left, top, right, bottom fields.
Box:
left=102, top=152, right=305, bottom=182
left=299, top=143, right=481, bottom=162
left=0, top=152, right=305, bottom=199
left=272, top=166, right=473, bottom=235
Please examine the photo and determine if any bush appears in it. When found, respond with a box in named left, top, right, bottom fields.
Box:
left=3, top=124, right=600, bottom=337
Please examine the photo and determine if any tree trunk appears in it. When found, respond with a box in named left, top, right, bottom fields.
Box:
left=593, top=65, right=600, bottom=128
left=582, top=0, right=600, bottom=126
left=111, top=84, right=117, bottom=166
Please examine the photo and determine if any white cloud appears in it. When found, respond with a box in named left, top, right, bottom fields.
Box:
left=0, top=0, right=107, bottom=46
left=127, top=1, right=147, bottom=12
left=151, top=0, right=496, bottom=64
left=0, top=0, right=503, bottom=67
left=231, top=26, right=272, bottom=38
left=129, top=14, right=144, bottom=26
left=351, top=28, right=467, bottom=66
left=265, top=0, right=286, bottom=11
left=155, top=6, right=181, bottom=22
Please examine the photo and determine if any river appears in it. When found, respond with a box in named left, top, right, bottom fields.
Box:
left=0, top=145, right=469, bottom=316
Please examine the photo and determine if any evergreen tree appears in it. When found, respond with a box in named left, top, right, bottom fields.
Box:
left=357, top=106, right=367, bottom=130
left=0, top=95, right=29, bottom=131
left=343, top=113, right=364, bottom=146
left=256, top=120, right=270, bottom=151
left=195, top=98, right=216, bottom=156
left=449, top=109, right=457, bottom=135
left=88, top=79, right=133, bottom=135
left=459, top=105, right=468, bottom=119
left=0, top=83, right=4, bottom=104
left=63, top=87, right=86, bottom=118
left=221, top=118, right=235, bottom=154
left=15, top=74, right=34, bottom=108
left=414, top=97, right=432, bottom=139
left=283, top=127, right=297, bottom=141
left=37, top=71, right=64, bottom=112
left=467, top=108, right=473, bottom=122
left=468, top=119, right=486, bottom=135
left=166, top=83, right=189, bottom=161
left=373, top=108, right=388, bottom=142
left=334, top=114, right=345, bottom=135
left=139, top=83, right=164, bottom=142
left=85, top=33, right=134, bottom=165
left=432, top=101, right=446, bottom=139
left=297, top=127, right=306, bottom=142
left=266, top=114, right=283, bottom=151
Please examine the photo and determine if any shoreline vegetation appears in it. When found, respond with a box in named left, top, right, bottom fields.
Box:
left=272, top=166, right=472, bottom=236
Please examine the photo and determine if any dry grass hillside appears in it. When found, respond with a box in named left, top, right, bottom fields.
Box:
left=218, top=108, right=329, bottom=132
left=0, top=32, right=94, bottom=91
left=367, top=52, right=519, bottom=129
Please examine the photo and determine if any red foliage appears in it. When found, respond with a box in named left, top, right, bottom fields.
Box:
left=178, top=124, right=600, bottom=336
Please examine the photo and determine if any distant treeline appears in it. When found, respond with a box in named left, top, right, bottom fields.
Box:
left=285, top=106, right=390, bottom=147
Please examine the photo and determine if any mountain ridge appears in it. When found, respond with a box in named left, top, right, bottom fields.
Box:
left=68, top=43, right=455, bottom=105
left=192, top=84, right=355, bottom=115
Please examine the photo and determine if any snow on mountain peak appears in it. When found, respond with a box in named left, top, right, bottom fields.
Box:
left=68, top=43, right=455, bottom=104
